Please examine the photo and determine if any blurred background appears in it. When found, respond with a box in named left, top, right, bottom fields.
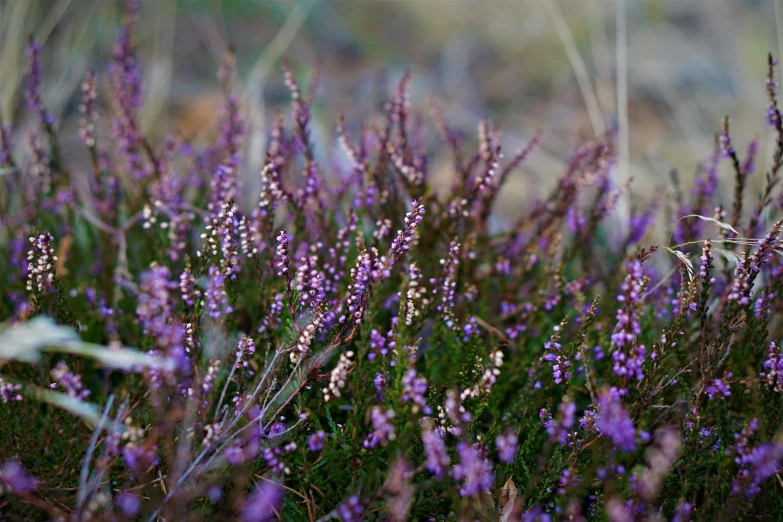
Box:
left=2, top=0, right=782, bottom=222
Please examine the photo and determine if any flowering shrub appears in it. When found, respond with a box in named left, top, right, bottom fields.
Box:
left=2, top=4, right=783, bottom=521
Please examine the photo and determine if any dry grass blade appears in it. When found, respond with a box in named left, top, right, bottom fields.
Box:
left=541, top=0, right=605, bottom=137
left=677, top=214, right=741, bottom=236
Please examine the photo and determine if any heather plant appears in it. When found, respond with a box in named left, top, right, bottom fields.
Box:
left=2, top=4, right=783, bottom=522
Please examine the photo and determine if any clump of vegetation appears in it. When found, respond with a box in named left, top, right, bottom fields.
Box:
left=2, top=2, right=783, bottom=521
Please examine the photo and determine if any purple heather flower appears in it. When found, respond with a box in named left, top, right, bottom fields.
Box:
left=78, top=70, right=98, bottom=148
left=390, top=199, right=425, bottom=261
left=224, top=445, right=245, bottom=466
left=204, top=265, right=233, bottom=319
left=373, top=372, right=386, bottom=399
left=754, top=291, right=775, bottom=318
left=50, top=362, right=90, bottom=400
left=546, top=400, right=577, bottom=446
left=275, top=231, right=290, bottom=278
left=336, top=495, right=363, bottom=522
left=706, top=375, right=732, bottom=400
left=462, top=315, right=479, bottom=341
left=384, top=457, right=415, bottom=522
left=179, top=267, right=201, bottom=307
left=606, top=498, right=634, bottom=522
left=699, top=240, right=716, bottom=282
left=628, top=207, right=656, bottom=245
left=137, top=264, right=184, bottom=353
left=25, top=40, right=53, bottom=126
left=732, top=442, right=783, bottom=498
left=115, top=491, right=141, bottom=518
left=235, top=335, right=257, bottom=378
left=109, top=0, right=142, bottom=112
left=452, top=442, right=494, bottom=496
left=267, top=422, right=285, bottom=439
left=241, top=480, right=283, bottom=522
left=341, top=249, right=374, bottom=325
left=761, top=341, right=783, bottom=391
left=611, top=260, right=646, bottom=381
left=496, top=430, right=518, bottom=463
left=422, top=422, right=450, bottom=479
left=294, top=254, right=325, bottom=308
left=0, top=461, right=37, bottom=496
left=741, top=139, right=760, bottom=176
left=728, top=220, right=783, bottom=305
left=0, top=378, right=22, bottom=403
left=522, top=506, right=552, bottom=522
left=363, top=407, right=396, bottom=449
left=262, top=447, right=288, bottom=475
left=567, top=208, right=586, bottom=236
left=435, top=240, right=460, bottom=330
left=719, top=118, right=735, bottom=159
left=308, top=431, right=326, bottom=452
left=109, top=1, right=147, bottom=179
left=544, top=323, right=571, bottom=384
left=596, top=388, right=636, bottom=452
left=207, top=485, right=223, bottom=503
left=367, top=329, right=387, bottom=361
left=26, top=232, right=57, bottom=293
left=402, top=369, right=430, bottom=414
left=672, top=501, right=693, bottom=522
left=122, top=444, right=158, bottom=472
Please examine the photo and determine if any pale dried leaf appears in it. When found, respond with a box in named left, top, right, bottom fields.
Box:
left=0, top=317, right=174, bottom=371
left=0, top=316, right=78, bottom=363
left=666, top=248, right=694, bottom=281
left=499, top=476, right=520, bottom=522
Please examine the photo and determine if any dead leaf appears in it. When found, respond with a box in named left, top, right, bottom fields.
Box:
left=499, top=476, right=521, bottom=522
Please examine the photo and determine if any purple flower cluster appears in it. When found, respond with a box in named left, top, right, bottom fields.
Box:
left=25, top=41, right=53, bottom=127
left=241, top=480, right=283, bottom=522
left=452, top=442, right=494, bottom=497
left=495, top=430, right=518, bottom=463
left=50, top=362, right=90, bottom=400
left=342, top=249, right=374, bottom=325
left=364, top=407, right=396, bottom=448
left=308, top=430, right=326, bottom=452
left=401, top=369, right=430, bottom=414
left=275, top=230, right=290, bottom=278
left=0, top=461, right=37, bottom=496
left=435, top=240, right=460, bottom=330
left=204, top=265, right=233, bottom=319
left=544, top=322, right=570, bottom=384
left=367, top=328, right=388, bottom=361
left=390, top=199, right=425, bottom=261
left=422, top=422, right=450, bottom=479
left=730, top=419, right=783, bottom=498
left=137, top=265, right=183, bottom=352
left=546, top=400, right=577, bottom=446
left=0, top=378, right=22, bottom=403
left=336, top=495, right=363, bottom=522
left=596, top=388, right=636, bottom=452
left=732, top=443, right=783, bottom=498
left=179, top=266, right=200, bottom=307
left=611, top=261, right=646, bottom=382
left=705, top=375, right=732, bottom=400
left=761, top=341, right=783, bottom=391
left=26, top=232, right=57, bottom=293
